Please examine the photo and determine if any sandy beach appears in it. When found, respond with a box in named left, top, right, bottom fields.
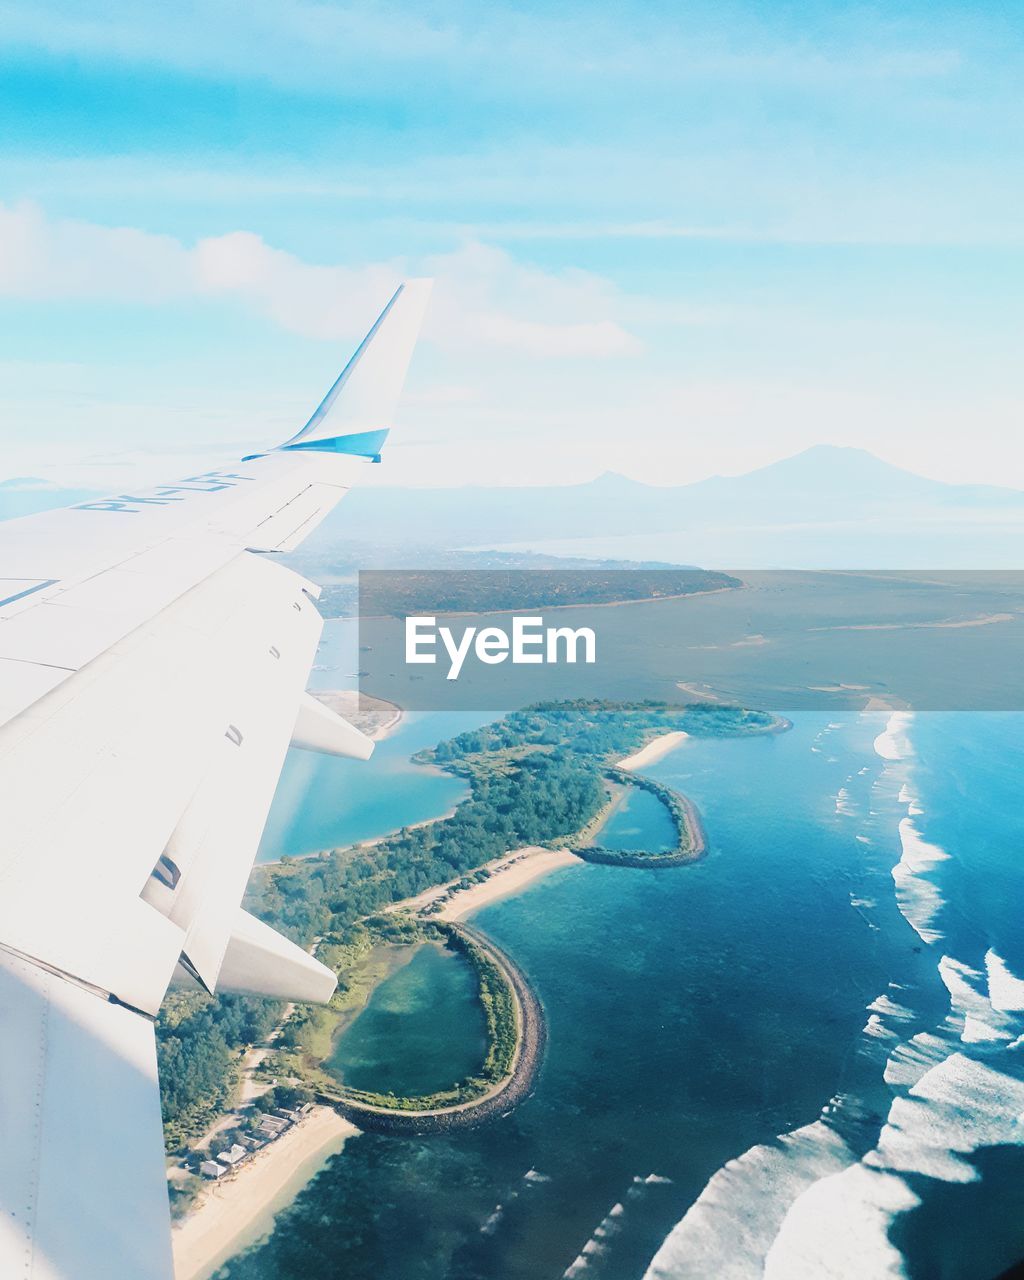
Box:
left=172, top=1107, right=357, bottom=1280
left=616, top=731, right=689, bottom=772
left=439, top=847, right=581, bottom=921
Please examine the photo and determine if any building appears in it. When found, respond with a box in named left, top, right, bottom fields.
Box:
left=199, top=1161, right=224, bottom=1180
left=216, top=1144, right=247, bottom=1167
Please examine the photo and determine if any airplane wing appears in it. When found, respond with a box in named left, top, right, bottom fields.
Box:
left=0, top=279, right=432, bottom=1279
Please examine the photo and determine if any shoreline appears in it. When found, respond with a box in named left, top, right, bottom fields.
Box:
left=171, top=1106, right=357, bottom=1280
left=617, top=730, right=690, bottom=772
left=440, top=847, right=582, bottom=921
left=357, top=581, right=742, bottom=622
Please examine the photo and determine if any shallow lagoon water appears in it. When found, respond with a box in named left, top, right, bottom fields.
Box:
left=330, top=943, right=487, bottom=1098
left=599, top=785, right=677, bottom=854
left=257, top=709, right=495, bottom=860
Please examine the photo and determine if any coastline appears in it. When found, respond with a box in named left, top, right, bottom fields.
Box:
left=440, top=847, right=581, bottom=921
left=184, top=720, right=757, bottom=1272
left=172, top=1106, right=357, bottom=1280
left=381, top=845, right=582, bottom=921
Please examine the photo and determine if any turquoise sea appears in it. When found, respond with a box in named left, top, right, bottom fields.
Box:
left=225, top=710, right=1024, bottom=1279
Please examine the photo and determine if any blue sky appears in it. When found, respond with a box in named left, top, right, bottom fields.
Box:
left=0, top=0, right=1022, bottom=489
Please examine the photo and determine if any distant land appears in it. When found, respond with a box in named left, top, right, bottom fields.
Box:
left=7, top=447, right=1024, bottom=568
left=318, top=445, right=1024, bottom=548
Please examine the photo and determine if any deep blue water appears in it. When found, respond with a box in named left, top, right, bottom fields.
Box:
left=222, top=711, right=1024, bottom=1279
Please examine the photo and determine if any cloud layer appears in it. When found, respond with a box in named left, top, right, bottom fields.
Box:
left=0, top=202, right=638, bottom=358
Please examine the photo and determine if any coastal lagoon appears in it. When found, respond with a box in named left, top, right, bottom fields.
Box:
left=258, top=708, right=496, bottom=860
left=599, top=785, right=678, bottom=855
left=258, top=619, right=499, bottom=859
left=224, top=710, right=1024, bottom=1279
left=330, top=943, right=488, bottom=1098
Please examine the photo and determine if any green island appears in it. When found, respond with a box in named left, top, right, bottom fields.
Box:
left=159, top=698, right=784, bottom=1183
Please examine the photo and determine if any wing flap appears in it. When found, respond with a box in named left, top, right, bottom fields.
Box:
left=0, top=952, right=172, bottom=1280
left=0, top=553, right=322, bottom=1014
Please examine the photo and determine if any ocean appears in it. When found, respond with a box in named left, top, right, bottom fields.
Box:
left=222, top=710, right=1024, bottom=1279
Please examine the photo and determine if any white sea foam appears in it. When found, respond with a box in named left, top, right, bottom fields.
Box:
left=872, top=1052, right=1024, bottom=1182
left=985, top=949, right=1024, bottom=1012
left=765, top=1163, right=918, bottom=1279
left=867, top=990, right=916, bottom=1023
left=763, top=1053, right=1024, bottom=1277
left=835, top=787, right=855, bottom=815
left=883, top=1032, right=950, bottom=1089
left=480, top=1206, right=504, bottom=1236
left=563, top=1193, right=628, bottom=1276
left=642, top=1121, right=855, bottom=1279
left=864, top=1014, right=897, bottom=1041
left=896, top=818, right=949, bottom=875
left=875, top=716, right=952, bottom=944
left=874, top=712, right=915, bottom=762
left=891, top=817, right=950, bottom=944
left=939, top=955, right=1014, bottom=1043
left=648, top=709, right=1021, bottom=1279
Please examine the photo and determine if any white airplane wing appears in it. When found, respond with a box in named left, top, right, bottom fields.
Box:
left=0, top=279, right=432, bottom=1279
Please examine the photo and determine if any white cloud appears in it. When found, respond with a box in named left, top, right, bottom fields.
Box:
left=0, top=202, right=638, bottom=358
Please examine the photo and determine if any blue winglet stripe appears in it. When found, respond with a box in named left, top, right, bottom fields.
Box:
left=280, top=428, right=390, bottom=459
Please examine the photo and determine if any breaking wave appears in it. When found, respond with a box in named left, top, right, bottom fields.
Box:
left=643, top=712, right=1024, bottom=1279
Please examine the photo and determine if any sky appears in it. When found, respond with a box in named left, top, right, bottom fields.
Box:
left=1, top=0, right=1022, bottom=490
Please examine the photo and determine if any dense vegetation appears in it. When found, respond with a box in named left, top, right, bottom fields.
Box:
left=430, top=698, right=775, bottom=769
left=157, top=699, right=777, bottom=1144
left=356, top=568, right=740, bottom=618
left=157, top=993, right=281, bottom=1151
left=246, top=747, right=605, bottom=946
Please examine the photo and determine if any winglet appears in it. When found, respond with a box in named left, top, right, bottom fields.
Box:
left=277, top=278, right=432, bottom=460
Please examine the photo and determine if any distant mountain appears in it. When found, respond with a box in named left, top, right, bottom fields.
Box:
left=6, top=449, right=1023, bottom=570
left=316, top=446, right=1024, bottom=549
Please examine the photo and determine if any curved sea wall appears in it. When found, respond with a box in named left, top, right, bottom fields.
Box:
left=572, top=769, right=707, bottom=868
left=321, top=924, right=546, bottom=1135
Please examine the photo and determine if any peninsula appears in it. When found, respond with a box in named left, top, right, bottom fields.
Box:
left=168, top=699, right=787, bottom=1277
